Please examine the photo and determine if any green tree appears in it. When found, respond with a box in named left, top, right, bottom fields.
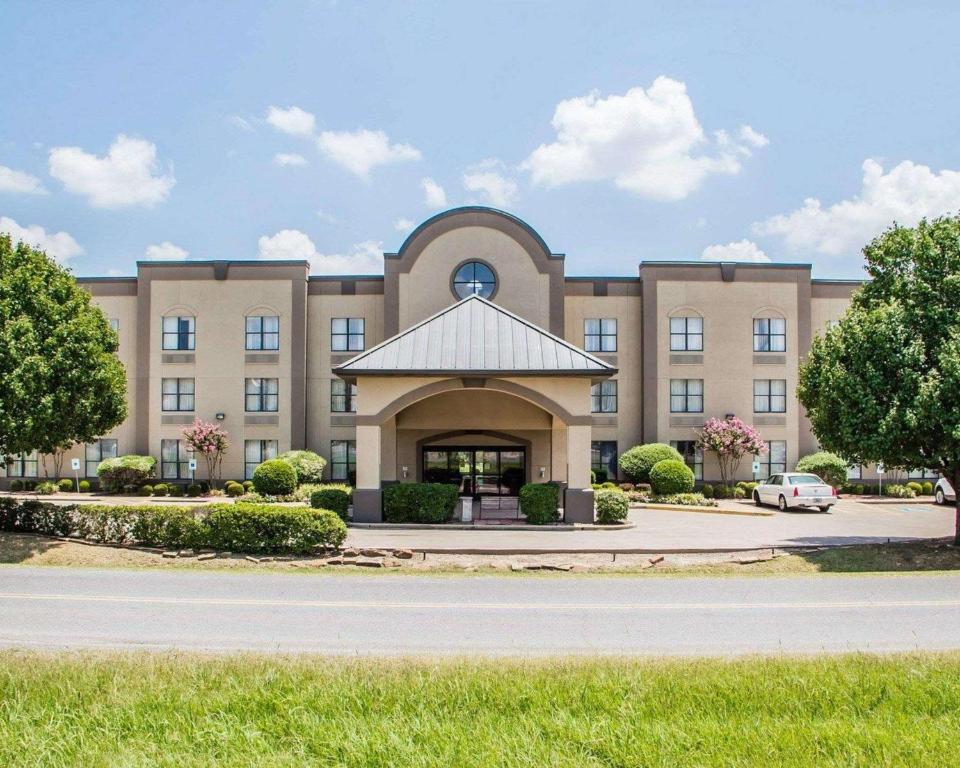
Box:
left=0, top=234, right=127, bottom=466
left=797, top=215, right=960, bottom=543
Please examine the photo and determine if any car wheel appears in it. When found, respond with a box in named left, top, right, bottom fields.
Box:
left=778, top=495, right=788, bottom=512
left=753, top=490, right=762, bottom=507
left=936, top=488, right=946, bottom=505
left=818, top=506, right=830, bottom=513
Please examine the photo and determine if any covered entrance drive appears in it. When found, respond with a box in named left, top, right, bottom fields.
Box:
left=334, top=295, right=617, bottom=524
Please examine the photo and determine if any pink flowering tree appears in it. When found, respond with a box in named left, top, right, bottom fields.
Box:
left=695, top=416, right=766, bottom=488
left=182, top=418, right=229, bottom=488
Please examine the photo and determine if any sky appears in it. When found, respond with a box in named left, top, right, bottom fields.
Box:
left=1, top=1, right=959, bottom=279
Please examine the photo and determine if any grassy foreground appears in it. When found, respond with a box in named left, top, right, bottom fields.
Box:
left=1, top=653, right=958, bottom=767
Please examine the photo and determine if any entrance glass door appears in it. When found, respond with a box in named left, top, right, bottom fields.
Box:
left=422, top=446, right=526, bottom=497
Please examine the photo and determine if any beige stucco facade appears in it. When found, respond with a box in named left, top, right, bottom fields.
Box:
left=3, top=206, right=880, bottom=504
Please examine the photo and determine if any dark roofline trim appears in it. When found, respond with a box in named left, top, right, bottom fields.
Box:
left=76, top=276, right=137, bottom=283
left=308, top=275, right=384, bottom=282
left=641, top=260, right=813, bottom=269
left=136, top=259, right=310, bottom=267
left=334, top=368, right=619, bottom=378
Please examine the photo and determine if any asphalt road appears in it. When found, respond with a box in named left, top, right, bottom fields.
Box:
left=2, top=566, right=960, bottom=656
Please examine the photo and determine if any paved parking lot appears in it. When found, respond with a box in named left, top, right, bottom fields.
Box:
left=346, top=499, right=956, bottom=553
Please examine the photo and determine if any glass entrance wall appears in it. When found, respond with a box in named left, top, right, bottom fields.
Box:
left=422, top=446, right=526, bottom=496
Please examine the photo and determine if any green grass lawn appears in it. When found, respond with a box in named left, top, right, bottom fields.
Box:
left=1, top=653, right=958, bottom=767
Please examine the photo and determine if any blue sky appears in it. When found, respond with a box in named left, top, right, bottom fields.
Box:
left=2, top=1, right=959, bottom=279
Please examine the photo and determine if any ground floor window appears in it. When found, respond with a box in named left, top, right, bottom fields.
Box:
left=6, top=451, right=38, bottom=478
left=907, top=468, right=939, bottom=480
left=85, top=439, right=118, bottom=477
left=591, top=441, right=618, bottom=483
left=757, top=441, right=787, bottom=478
left=161, top=439, right=191, bottom=480
left=847, top=464, right=862, bottom=480
left=330, top=440, right=356, bottom=484
left=244, top=439, right=278, bottom=480
left=670, top=440, right=703, bottom=481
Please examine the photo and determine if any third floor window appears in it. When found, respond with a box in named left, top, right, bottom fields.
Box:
left=245, top=378, right=279, bottom=412
left=669, top=316, right=703, bottom=351
left=753, top=317, right=786, bottom=352
left=162, top=316, right=195, bottom=350
left=754, top=379, right=787, bottom=413
left=331, top=378, right=357, bottom=413
left=590, top=380, right=618, bottom=413
left=332, top=318, right=365, bottom=351
left=161, top=378, right=194, bottom=412
left=245, top=316, right=279, bottom=350
left=670, top=379, right=703, bottom=413
left=584, top=318, right=617, bottom=353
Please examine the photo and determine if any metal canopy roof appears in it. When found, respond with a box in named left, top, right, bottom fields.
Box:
left=334, top=295, right=617, bottom=377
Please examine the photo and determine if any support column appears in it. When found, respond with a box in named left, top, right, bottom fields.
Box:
left=353, top=424, right=383, bottom=523
left=564, top=423, right=595, bottom=524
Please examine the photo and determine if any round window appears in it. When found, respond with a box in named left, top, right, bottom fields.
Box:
left=452, top=261, right=497, bottom=299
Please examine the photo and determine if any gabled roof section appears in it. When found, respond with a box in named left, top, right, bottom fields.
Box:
left=334, top=295, right=616, bottom=377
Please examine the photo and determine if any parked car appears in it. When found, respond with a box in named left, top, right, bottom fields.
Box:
left=753, top=472, right=837, bottom=512
left=935, top=478, right=956, bottom=505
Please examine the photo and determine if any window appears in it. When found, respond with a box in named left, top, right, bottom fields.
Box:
left=85, top=439, right=118, bottom=477
left=591, top=441, right=618, bottom=481
left=7, top=451, right=38, bottom=478
left=670, top=379, right=703, bottom=413
left=670, top=440, right=704, bottom=481
left=452, top=261, right=497, bottom=299
left=331, top=318, right=364, bottom=352
left=847, top=464, right=862, bottom=480
left=109, top=318, right=120, bottom=332
left=757, top=441, right=787, bottom=477
left=161, top=439, right=191, bottom=480
left=330, top=440, right=356, bottom=483
left=753, top=379, right=787, bottom=413
left=584, top=318, right=617, bottom=352
left=244, top=439, right=278, bottom=480
left=162, top=316, right=195, bottom=350
left=331, top=378, right=357, bottom=413
left=245, top=378, right=279, bottom=412
left=669, top=316, right=703, bottom=351
left=826, top=319, right=840, bottom=330
left=753, top=317, right=786, bottom=352
left=590, top=380, right=618, bottom=413
left=907, top=468, right=939, bottom=480
left=162, top=378, right=195, bottom=412
left=245, top=315, right=279, bottom=350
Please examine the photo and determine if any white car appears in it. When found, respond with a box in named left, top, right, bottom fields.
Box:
left=753, top=472, right=837, bottom=512
left=935, top=478, right=956, bottom=505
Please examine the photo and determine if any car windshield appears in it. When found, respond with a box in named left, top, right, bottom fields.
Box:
left=788, top=475, right=823, bottom=486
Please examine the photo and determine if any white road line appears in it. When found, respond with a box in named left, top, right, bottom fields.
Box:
left=2, top=592, right=960, bottom=611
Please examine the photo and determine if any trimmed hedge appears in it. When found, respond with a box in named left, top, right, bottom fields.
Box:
left=519, top=483, right=560, bottom=525
left=884, top=484, right=916, bottom=499
left=649, top=459, right=695, bottom=495
left=0, top=499, right=346, bottom=554
left=795, top=451, right=848, bottom=488
left=383, top=483, right=458, bottom=524
left=58, top=478, right=74, bottom=492
left=225, top=482, right=244, bottom=497
left=310, top=484, right=353, bottom=521
left=595, top=488, right=629, bottom=524
left=78, top=480, right=91, bottom=493
left=35, top=481, right=57, bottom=495
left=96, top=455, right=156, bottom=493
left=618, top=443, right=683, bottom=484
left=252, top=459, right=298, bottom=496
left=276, top=450, right=327, bottom=485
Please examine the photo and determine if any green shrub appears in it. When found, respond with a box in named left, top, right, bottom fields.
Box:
left=186, top=484, right=202, bottom=497
left=310, top=484, right=353, bottom=521
left=168, top=485, right=183, bottom=497
left=590, top=471, right=596, bottom=484
left=732, top=486, right=746, bottom=499
left=594, top=488, right=628, bottom=524
left=276, top=450, right=327, bottom=485
left=652, top=493, right=716, bottom=507
left=649, top=459, right=695, bottom=495
left=906, top=481, right=923, bottom=496
left=243, top=480, right=253, bottom=491
left=795, top=451, right=848, bottom=488
left=518, top=483, right=560, bottom=525
left=701, top=483, right=715, bottom=498
left=713, top=484, right=731, bottom=499
left=737, top=481, right=759, bottom=493
left=78, top=479, right=91, bottom=493
left=35, top=481, right=57, bottom=495
left=201, top=504, right=347, bottom=554
left=252, top=459, right=298, bottom=496
left=225, top=482, right=244, bottom=497
left=152, top=483, right=169, bottom=496
left=9, top=480, right=23, bottom=492
left=854, top=483, right=865, bottom=495
left=138, top=485, right=154, bottom=497
left=618, top=443, right=684, bottom=484
left=921, top=481, right=934, bottom=495
left=593, top=468, right=608, bottom=484
left=57, top=478, right=74, bottom=492
left=884, top=484, right=916, bottom=498
left=383, top=483, right=459, bottom=524
left=96, top=455, right=156, bottom=493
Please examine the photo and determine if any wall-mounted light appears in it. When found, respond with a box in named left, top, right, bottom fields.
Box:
left=401, top=465, right=409, bottom=479
left=725, top=413, right=735, bottom=420
left=215, top=412, right=225, bottom=421
left=539, top=467, right=546, bottom=478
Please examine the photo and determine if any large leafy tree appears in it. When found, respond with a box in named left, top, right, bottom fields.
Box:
left=0, top=234, right=127, bottom=469
left=798, top=215, right=960, bottom=543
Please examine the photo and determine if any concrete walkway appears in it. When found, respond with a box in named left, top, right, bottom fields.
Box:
left=345, top=499, right=956, bottom=553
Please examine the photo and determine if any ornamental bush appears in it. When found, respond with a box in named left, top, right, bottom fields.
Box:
left=201, top=504, right=346, bottom=553
left=795, top=451, right=849, bottom=488
left=594, top=488, right=629, bottom=524
left=618, top=443, right=683, bottom=484
left=884, top=484, right=916, bottom=498
left=78, top=480, right=91, bottom=493
left=138, top=485, right=153, bottom=497
left=922, top=481, right=934, bottom=495
left=152, top=483, right=169, bottom=496
left=276, top=450, right=327, bottom=485
left=649, top=459, right=695, bottom=495
left=96, top=455, right=156, bottom=493
left=35, top=481, right=57, bottom=495
left=310, top=484, right=353, bottom=522
left=10, top=480, right=23, bottom=492
left=701, top=483, right=715, bottom=498
left=186, top=483, right=202, bottom=497
left=225, top=482, right=244, bottom=497
left=252, top=459, right=298, bottom=496
left=906, top=481, right=924, bottom=496
left=383, top=483, right=459, bottom=524
left=58, top=478, right=74, bottom=492
left=652, top=492, right=716, bottom=507
left=518, top=483, right=560, bottom=525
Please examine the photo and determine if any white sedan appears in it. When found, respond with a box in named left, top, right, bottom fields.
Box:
left=753, top=472, right=837, bottom=512
left=935, top=478, right=956, bottom=505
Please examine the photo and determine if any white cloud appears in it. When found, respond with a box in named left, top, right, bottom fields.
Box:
left=421, top=177, right=447, bottom=209
left=144, top=241, right=189, bottom=261
left=274, top=152, right=308, bottom=167
left=265, top=105, right=316, bottom=137
left=316, top=129, right=420, bottom=179
left=48, top=134, right=175, bottom=208
left=522, top=77, right=765, bottom=201
left=738, top=125, right=769, bottom=149
left=316, top=208, right=337, bottom=224
left=0, top=165, right=46, bottom=195
left=394, top=218, right=415, bottom=232
left=0, top=216, right=83, bottom=263
left=701, top=239, right=770, bottom=263
left=257, top=229, right=384, bottom=275
left=463, top=159, right=519, bottom=207
left=754, top=159, right=960, bottom=256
